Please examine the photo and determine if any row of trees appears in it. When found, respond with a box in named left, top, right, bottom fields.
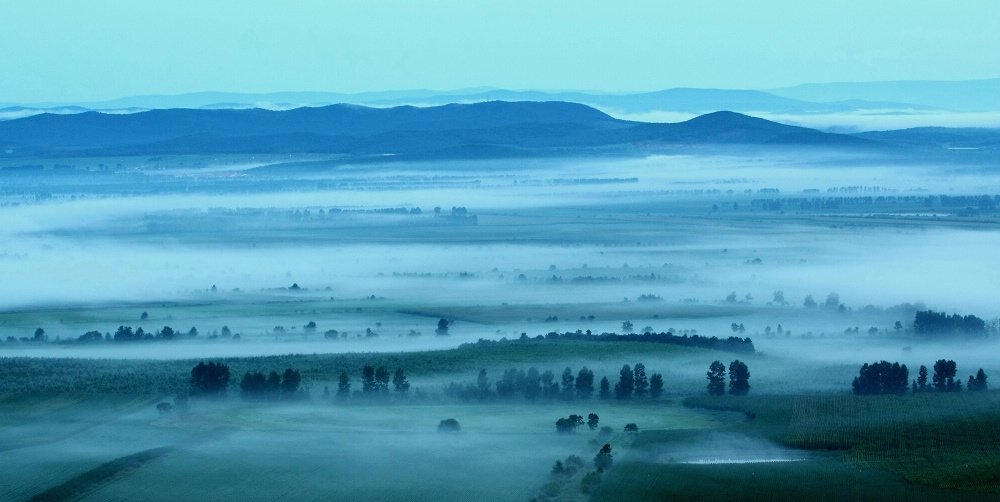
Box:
left=536, top=330, right=754, bottom=354
left=613, top=363, right=664, bottom=399
left=912, top=310, right=987, bottom=338
left=114, top=325, right=202, bottom=342
left=706, top=360, right=750, bottom=396
left=444, top=363, right=665, bottom=402
left=190, top=362, right=230, bottom=397
left=333, top=366, right=409, bottom=400
left=555, top=413, right=600, bottom=433
left=852, top=359, right=988, bottom=394
left=852, top=361, right=909, bottom=395
left=239, top=369, right=303, bottom=400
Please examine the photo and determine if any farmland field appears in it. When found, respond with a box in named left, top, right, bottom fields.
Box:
left=1, top=150, right=998, bottom=501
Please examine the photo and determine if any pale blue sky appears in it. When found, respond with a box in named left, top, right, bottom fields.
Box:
left=2, top=0, right=998, bottom=103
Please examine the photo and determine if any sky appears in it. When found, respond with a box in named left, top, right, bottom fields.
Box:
left=1, top=0, right=999, bottom=103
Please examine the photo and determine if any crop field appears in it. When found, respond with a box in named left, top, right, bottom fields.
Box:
left=1, top=150, right=998, bottom=501
left=681, top=392, right=1000, bottom=494
left=1, top=394, right=710, bottom=502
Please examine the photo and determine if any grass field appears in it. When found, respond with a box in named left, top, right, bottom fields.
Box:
left=677, top=392, right=1000, bottom=495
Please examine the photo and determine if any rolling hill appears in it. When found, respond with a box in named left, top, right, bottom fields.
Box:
left=0, top=101, right=880, bottom=160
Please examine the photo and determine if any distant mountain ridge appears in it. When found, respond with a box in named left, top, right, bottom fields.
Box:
left=0, top=102, right=882, bottom=160
left=2, top=80, right=996, bottom=122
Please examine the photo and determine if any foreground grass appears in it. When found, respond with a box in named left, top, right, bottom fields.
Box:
left=681, top=391, right=1000, bottom=494
left=593, top=459, right=995, bottom=502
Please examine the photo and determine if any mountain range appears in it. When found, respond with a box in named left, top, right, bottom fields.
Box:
left=2, top=80, right=997, bottom=122
left=0, top=101, right=909, bottom=161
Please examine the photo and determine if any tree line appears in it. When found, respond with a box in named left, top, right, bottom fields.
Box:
left=331, top=365, right=410, bottom=400
left=538, top=330, right=755, bottom=354
left=444, top=363, right=665, bottom=402
left=852, top=359, right=988, bottom=395
left=240, top=368, right=304, bottom=400
left=912, top=310, right=988, bottom=338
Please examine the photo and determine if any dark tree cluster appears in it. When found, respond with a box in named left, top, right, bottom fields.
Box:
left=448, top=363, right=665, bottom=402
left=705, top=360, right=750, bottom=396
left=448, top=365, right=600, bottom=402
left=968, top=369, right=989, bottom=391
left=437, top=418, right=460, bottom=433
left=190, top=362, right=230, bottom=397
left=334, top=366, right=408, bottom=400
left=239, top=368, right=303, bottom=401
left=932, top=360, right=960, bottom=392
left=856, top=360, right=989, bottom=394
left=913, top=310, right=987, bottom=338
left=852, top=361, right=909, bottom=395
left=555, top=414, right=585, bottom=433
left=535, top=330, right=755, bottom=354
left=594, top=443, right=613, bottom=471
left=613, top=362, right=665, bottom=400
left=112, top=325, right=200, bottom=342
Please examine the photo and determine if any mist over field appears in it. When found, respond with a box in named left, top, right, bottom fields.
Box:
left=2, top=107, right=998, bottom=501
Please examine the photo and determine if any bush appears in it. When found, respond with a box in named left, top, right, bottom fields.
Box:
left=581, top=471, right=602, bottom=494
left=437, top=418, right=460, bottom=433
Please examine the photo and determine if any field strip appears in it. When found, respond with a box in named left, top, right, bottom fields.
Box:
left=0, top=396, right=161, bottom=454
left=26, top=446, right=176, bottom=502
left=24, top=426, right=237, bottom=502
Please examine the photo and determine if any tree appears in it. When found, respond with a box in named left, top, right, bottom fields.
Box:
left=587, top=413, right=599, bottom=430
left=933, top=359, right=958, bottom=391
left=477, top=368, right=492, bottom=400
left=581, top=471, right=602, bottom=494
left=599, top=377, right=611, bottom=400
left=575, top=367, right=595, bottom=399
left=158, top=326, right=175, bottom=340
left=916, top=365, right=928, bottom=392
left=851, top=361, right=908, bottom=395
left=968, top=369, right=988, bottom=391
left=824, top=292, right=840, bottom=309
left=728, top=360, right=750, bottom=396
left=190, top=361, right=231, bottom=397
left=336, top=370, right=351, bottom=400
left=624, top=423, right=639, bottom=432
left=556, top=414, right=584, bottom=433
left=114, top=325, right=138, bottom=342
left=649, top=373, right=664, bottom=398
left=707, top=360, right=726, bottom=396
left=525, top=367, right=542, bottom=401
left=281, top=368, right=301, bottom=398
left=803, top=295, right=817, bottom=308
left=594, top=443, right=613, bottom=471
left=541, top=370, right=558, bottom=399
left=392, top=368, right=410, bottom=394
left=621, top=321, right=634, bottom=333
left=438, top=418, right=460, bottom=433
left=375, top=366, right=390, bottom=394
left=551, top=460, right=565, bottom=475
left=156, top=402, right=173, bottom=414
left=362, top=365, right=377, bottom=394
left=633, top=363, right=648, bottom=397
left=436, top=318, right=450, bottom=335
left=266, top=371, right=281, bottom=398
left=614, top=364, right=633, bottom=399
left=561, top=367, right=575, bottom=401
left=33, top=328, right=46, bottom=342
